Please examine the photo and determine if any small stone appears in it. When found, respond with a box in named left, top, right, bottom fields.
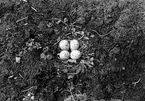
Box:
left=46, top=54, right=52, bottom=59
left=40, top=53, right=46, bottom=60
left=30, top=96, right=35, bottom=100
left=90, top=34, right=95, bottom=38
left=15, top=56, right=21, bottom=63
left=63, top=69, right=68, bottom=73
left=27, top=93, right=31, bottom=97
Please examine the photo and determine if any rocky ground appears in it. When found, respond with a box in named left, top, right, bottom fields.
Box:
left=0, top=0, right=145, bottom=101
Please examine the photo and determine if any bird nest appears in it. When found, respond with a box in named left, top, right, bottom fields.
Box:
left=53, top=23, right=95, bottom=77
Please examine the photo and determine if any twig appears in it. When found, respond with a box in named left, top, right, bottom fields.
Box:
left=79, top=41, right=87, bottom=50
left=69, top=83, right=76, bottom=101
left=132, top=78, right=141, bottom=88
left=51, top=18, right=69, bottom=27
left=22, top=87, right=34, bottom=92
left=121, top=89, right=126, bottom=101
left=16, top=17, right=28, bottom=23
left=121, top=93, right=125, bottom=101
left=90, top=29, right=110, bottom=38
left=74, top=31, right=85, bottom=40
left=31, top=7, right=38, bottom=12
left=88, top=7, right=98, bottom=11
left=71, top=24, right=82, bottom=29
left=63, top=83, right=76, bottom=101
left=54, top=37, right=61, bottom=46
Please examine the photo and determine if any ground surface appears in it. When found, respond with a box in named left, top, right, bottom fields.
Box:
left=0, top=0, right=145, bottom=101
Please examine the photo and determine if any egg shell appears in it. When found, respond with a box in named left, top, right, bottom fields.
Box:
left=59, top=50, right=70, bottom=60
left=70, top=39, right=79, bottom=50
left=70, top=50, right=81, bottom=60
left=59, top=40, right=69, bottom=50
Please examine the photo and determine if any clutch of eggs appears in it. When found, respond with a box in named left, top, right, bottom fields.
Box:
left=59, top=39, right=81, bottom=60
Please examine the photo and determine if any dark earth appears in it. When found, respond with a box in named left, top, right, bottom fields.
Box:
left=0, top=0, right=145, bottom=101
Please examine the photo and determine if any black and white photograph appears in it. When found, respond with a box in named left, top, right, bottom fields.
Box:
left=0, top=0, right=145, bottom=101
